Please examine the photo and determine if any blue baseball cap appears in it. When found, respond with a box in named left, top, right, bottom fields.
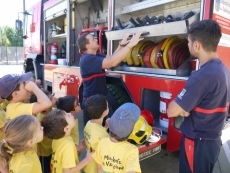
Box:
left=109, top=103, right=140, bottom=138
left=0, top=72, right=33, bottom=98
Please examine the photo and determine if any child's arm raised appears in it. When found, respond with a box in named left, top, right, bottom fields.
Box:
left=63, top=150, right=93, bottom=173
left=25, top=81, right=52, bottom=115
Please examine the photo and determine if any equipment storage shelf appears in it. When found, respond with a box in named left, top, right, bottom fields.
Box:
left=112, top=57, right=193, bottom=77
left=105, top=13, right=200, bottom=40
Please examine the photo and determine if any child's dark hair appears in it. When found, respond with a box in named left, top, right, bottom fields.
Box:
left=5, top=84, right=20, bottom=101
left=56, top=96, right=76, bottom=113
left=85, top=94, right=107, bottom=119
left=30, top=89, right=50, bottom=103
left=0, top=115, right=39, bottom=166
left=41, top=109, right=67, bottom=139
left=109, top=131, right=130, bottom=142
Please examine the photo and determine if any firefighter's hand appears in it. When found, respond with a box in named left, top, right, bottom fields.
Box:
left=25, top=81, right=38, bottom=92
left=127, top=31, right=144, bottom=47
left=180, top=111, right=190, bottom=117
left=119, top=33, right=132, bottom=46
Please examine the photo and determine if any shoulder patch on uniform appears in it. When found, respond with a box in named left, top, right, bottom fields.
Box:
left=178, top=89, right=186, bottom=100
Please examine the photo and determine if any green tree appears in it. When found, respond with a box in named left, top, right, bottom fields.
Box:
left=0, top=26, right=23, bottom=46
left=0, top=26, right=10, bottom=46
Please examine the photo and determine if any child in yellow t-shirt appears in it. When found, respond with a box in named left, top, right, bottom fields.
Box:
left=56, top=96, right=81, bottom=146
left=30, top=89, right=57, bottom=173
left=0, top=96, right=6, bottom=141
left=0, top=115, right=43, bottom=173
left=0, top=72, right=52, bottom=121
left=41, top=109, right=93, bottom=173
left=0, top=99, right=8, bottom=111
left=93, top=103, right=142, bottom=173
left=83, top=94, right=109, bottom=173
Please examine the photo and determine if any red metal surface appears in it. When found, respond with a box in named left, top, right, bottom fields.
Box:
left=211, top=2, right=230, bottom=70
left=121, top=74, right=186, bottom=152
left=24, top=1, right=43, bottom=58
left=203, top=0, right=212, bottom=20
left=217, top=46, right=230, bottom=70
left=44, top=65, right=81, bottom=99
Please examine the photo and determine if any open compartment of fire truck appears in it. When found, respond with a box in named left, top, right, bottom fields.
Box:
left=43, top=0, right=68, bottom=65
left=105, top=1, right=200, bottom=77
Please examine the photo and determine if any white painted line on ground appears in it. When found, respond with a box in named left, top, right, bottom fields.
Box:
left=221, top=123, right=230, bottom=164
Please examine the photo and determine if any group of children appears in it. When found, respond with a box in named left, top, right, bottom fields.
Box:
left=0, top=72, right=142, bottom=173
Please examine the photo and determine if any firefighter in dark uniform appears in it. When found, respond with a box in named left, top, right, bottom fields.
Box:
left=77, top=32, right=143, bottom=126
left=167, top=20, right=230, bottom=173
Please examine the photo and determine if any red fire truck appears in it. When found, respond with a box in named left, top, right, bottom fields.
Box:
left=16, top=0, right=230, bottom=160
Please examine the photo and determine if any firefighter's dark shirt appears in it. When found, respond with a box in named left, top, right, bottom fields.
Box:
left=175, top=58, right=230, bottom=140
left=79, top=53, right=107, bottom=98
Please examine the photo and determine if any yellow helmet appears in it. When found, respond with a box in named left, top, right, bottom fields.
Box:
left=128, top=116, right=152, bottom=145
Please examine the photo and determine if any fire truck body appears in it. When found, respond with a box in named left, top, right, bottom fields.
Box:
left=21, top=0, right=230, bottom=160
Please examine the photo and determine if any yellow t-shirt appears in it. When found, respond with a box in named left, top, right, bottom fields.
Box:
left=70, top=119, right=79, bottom=145
left=37, top=112, right=45, bottom=122
left=6, top=102, right=34, bottom=121
left=36, top=113, right=52, bottom=157
left=9, top=151, right=42, bottom=173
left=83, top=121, right=109, bottom=173
left=0, top=99, right=8, bottom=110
left=51, top=136, right=79, bottom=173
left=93, top=137, right=141, bottom=173
left=37, top=135, right=52, bottom=157
left=0, top=107, right=6, bottom=141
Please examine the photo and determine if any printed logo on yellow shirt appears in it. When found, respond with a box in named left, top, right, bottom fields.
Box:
left=6, top=117, right=11, bottom=122
left=50, top=163, right=58, bottom=173
left=51, top=152, right=58, bottom=173
left=84, top=131, right=91, bottom=142
left=102, top=155, right=124, bottom=171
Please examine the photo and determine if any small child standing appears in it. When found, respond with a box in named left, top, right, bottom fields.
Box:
left=30, top=89, right=56, bottom=173
left=93, top=103, right=142, bottom=173
left=56, top=95, right=81, bottom=146
left=0, top=115, right=44, bottom=173
left=0, top=96, right=6, bottom=173
left=0, top=72, right=52, bottom=121
left=0, top=99, right=8, bottom=111
left=41, top=109, right=93, bottom=173
left=0, top=96, right=6, bottom=141
left=83, top=94, right=109, bottom=173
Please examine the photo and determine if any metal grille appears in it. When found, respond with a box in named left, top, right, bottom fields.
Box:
left=0, top=46, right=24, bottom=65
